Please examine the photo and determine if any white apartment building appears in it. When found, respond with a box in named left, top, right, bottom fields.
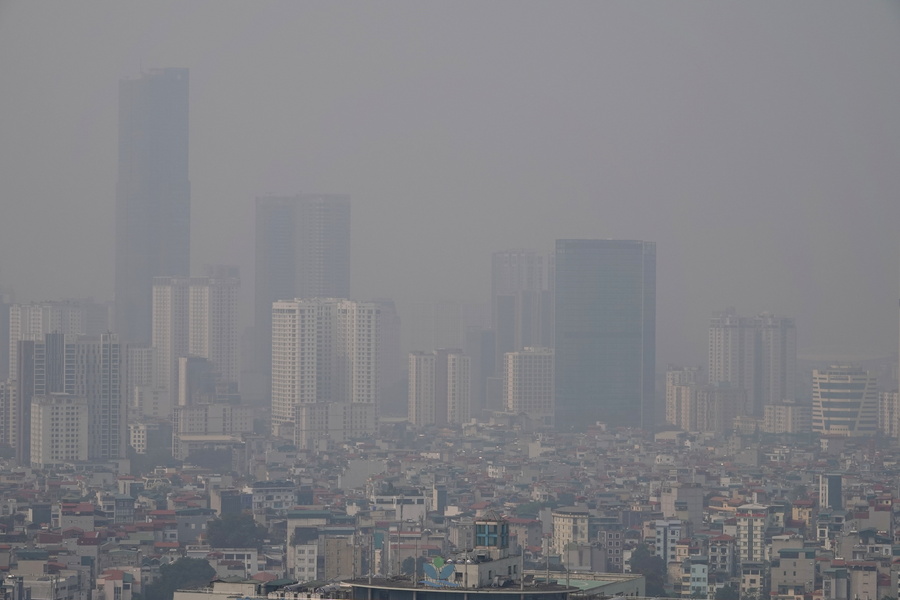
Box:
left=271, top=298, right=380, bottom=443
left=503, top=347, right=554, bottom=426
left=153, top=270, right=239, bottom=402
left=30, top=394, right=89, bottom=468
left=735, top=504, right=776, bottom=564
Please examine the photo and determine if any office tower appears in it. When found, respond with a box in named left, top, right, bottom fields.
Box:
left=503, top=347, right=554, bottom=427
left=492, top=250, right=548, bottom=366
left=251, top=195, right=351, bottom=401
left=271, top=298, right=379, bottom=448
left=0, top=381, right=12, bottom=447
left=8, top=299, right=109, bottom=378
left=554, top=239, right=656, bottom=430
left=812, top=365, right=878, bottom=437
left=708, top=309, right=797, bottom=416
left=407, top=349, right=471, bottom=427
left=152, top=271, right=240, bottom=400
left=30, top=394, right=89, bottom=468
left=115, top=68, right=190, bottom=345
left=0, top=291, right=12, bottom=380
left=115, top=68, right=191, bottom=345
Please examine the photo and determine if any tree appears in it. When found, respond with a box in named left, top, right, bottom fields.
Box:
left=207, top=513, right=268, bottom=549
left=401, top=557, right=415, bottom=575
left=144, top=558, right=215, bottom=600
left=628, top=543, right=667, bottom=597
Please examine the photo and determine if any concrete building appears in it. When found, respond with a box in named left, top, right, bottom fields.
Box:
left=812, top=366, right=878, bottom=437
left=735, top=504, right=776, bottom=564
left=115, top=68, right=190, bottom=345
left=665, top=366, right=703, bottom=427
left=708, top=309, right=797, bottom=417
left=271, top=298, right=380, bottom=446
left=503, top=347, right=554, bottom=427
left=551, top=506, right=590, bottom=555
left=554, top=239, right=656, bottom=430
left=29, top=394, right=89, bottom=468
left=153, top=270, right=239, bottom=399
left=172, top=402, right=253, bottom=460
left=408, top=349, right=471, bottom=427
left=764, top=399, right=812, bottom=434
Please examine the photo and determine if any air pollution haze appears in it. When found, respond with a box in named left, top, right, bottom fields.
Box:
left=1, top=1, right=899, bottom=366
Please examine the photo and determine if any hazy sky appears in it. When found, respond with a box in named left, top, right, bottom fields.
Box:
left=1, top=1, right=899, bottom=365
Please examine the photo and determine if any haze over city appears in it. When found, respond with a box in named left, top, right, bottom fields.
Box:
left=2, top=1, right=899, bottom=365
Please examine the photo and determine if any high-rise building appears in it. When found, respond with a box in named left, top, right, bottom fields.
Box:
left=152, top=271, right=239, bottom=400
left=503, top=347, right=554, bottom=427
left=66, top=334, right=125, bottom=460
left=115, top=68, right=190, bottom=345
left=12, top=334, right=124, bottom=463
left=812, top=365, right=878, bottom=437
left=251, top=195, right=351, bottom=400
left=492, top=250, right=549, bottom=363
left=554, top=239, right=656, bottom=430
left=819, top=473, right=843, bottom=511
left=8, top=299, right=109, bottom=378
left=407, top=349, right=471, bottom=427
left=708, top=309, right=796, bottom=416
left=271, top=298, right=379, bottom=447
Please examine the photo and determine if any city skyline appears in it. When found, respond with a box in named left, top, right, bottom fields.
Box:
left=1, top=3, right=898, bottom=368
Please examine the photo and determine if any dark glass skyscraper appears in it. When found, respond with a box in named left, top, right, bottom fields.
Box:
left=115, top=68, right=190, bottom=344
left=554, top=239, right=656, bottom=430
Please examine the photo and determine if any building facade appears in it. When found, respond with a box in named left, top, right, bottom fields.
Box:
left=811, top=366, right=878, bottom=437
left=271, top=298, right=380, bottom=445
left=407, top=349, right=471, bottom=428
left=708, top=309, right=797, bottom=417
left=503, top=347, right=554, bottom=426
left=29, top=394, right=89, bottom=468
left=554, top=239, right=656, bottom=430
left=115, top=68, right=190, bottom=345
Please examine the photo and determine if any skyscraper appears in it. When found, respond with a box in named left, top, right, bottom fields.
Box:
left=115, top=68, right=190, bottom=345
left=250, top=195, right=351, bottom=400
left=708, top=309, right=797, bottom=416
left=554, top=239, right=656, bottom=430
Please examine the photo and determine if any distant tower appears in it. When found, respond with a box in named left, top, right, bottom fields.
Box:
left=115, top=68, right=190, bottom=345
left=250, top=195, right=351, bottom=400
left=492, top=250, right=547, bottom=365
left=408, top=349, right=471, bottom=427
left=708, top=309, right=796, bottom=416
left=554, top=239, right=656, bottom=430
